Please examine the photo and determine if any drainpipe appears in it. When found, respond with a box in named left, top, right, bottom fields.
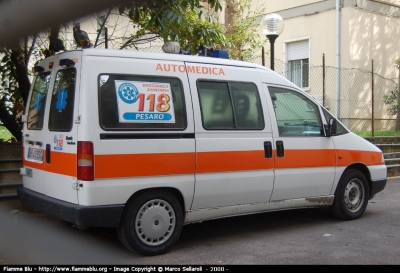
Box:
left=335, top=0, right=341, bottom=118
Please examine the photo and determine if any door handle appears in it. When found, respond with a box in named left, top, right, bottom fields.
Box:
left=276, top=141, right=284, bottom=158
left=264, top=141, right=272, bottom=158
left=46, top=144, right=51, bottom=164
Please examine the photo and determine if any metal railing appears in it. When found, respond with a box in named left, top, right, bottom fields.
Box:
left=0, top=158, right=22, bottom=199
left=375, top=144, right=400, bottom=168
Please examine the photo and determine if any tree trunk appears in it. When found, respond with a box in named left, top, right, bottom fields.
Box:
left=224, top=0, right=240, bottom=59
left=224, top=0, right=238, bottom=37
left=10, top=49, right=31, bottom=106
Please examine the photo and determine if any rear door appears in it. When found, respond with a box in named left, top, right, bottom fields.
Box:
left=186, top=63, right=275, bottom=209
left=23, top=58, right=53, bottom=196
left=23, top=52, right=81, bottom=204
left=43, top=52, right=81, bottom=203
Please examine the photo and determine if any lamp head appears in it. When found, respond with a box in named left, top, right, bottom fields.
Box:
left=260, top=13, right=284, bottom=36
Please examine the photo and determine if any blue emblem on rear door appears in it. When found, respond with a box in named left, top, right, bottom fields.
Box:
left=33, top=93, right=43, bottom=112
left=56, top=87, right=68, bottom=112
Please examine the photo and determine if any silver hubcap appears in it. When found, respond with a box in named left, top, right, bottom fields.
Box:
left=344, top=178, right=365, bottom=212
left=135, top=199, right=176, bottom=246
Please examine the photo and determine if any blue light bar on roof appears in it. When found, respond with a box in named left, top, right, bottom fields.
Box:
left=212, top=50, right=229, bottom=59
left=59, top=59, right=75, bottom=68
left=32, top=66, right=44, bottom=73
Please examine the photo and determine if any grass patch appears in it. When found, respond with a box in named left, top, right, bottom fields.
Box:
left=354, top=130, right=400, bottom=137
left=0, top=126, right=16, bottom=143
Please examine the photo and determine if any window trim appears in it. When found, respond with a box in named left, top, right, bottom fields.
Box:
left=196, top=79, right=265, bottom=131
left=97, top=73, right=188, bottom=131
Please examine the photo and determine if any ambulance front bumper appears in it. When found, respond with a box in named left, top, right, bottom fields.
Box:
left=369, top=178, right=387, bottom=199
left=17, top=187, right=124, bottom=228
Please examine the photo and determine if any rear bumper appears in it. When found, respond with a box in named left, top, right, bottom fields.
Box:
left=17, top=187, right=124, bottom=228
left=369, top=178, right=387, bottom=199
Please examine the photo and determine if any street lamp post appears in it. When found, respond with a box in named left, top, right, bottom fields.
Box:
left=261, top=13, right=284, bottom=71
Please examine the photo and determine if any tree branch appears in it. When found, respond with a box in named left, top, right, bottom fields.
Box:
left=119, top=33, right=160, bottom=49
left=26, top=34, right=38, bottom=67
left=94, top=8, right=112, bottom=47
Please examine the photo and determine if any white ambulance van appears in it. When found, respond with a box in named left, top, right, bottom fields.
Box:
left=18, top=47, right=387, bottom=256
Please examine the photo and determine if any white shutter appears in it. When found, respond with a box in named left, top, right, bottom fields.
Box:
left=287, top=40, right=309, bottom=61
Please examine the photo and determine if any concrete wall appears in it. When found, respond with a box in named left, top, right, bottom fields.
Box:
left=345, top=2, right=400, bottom=78
left=256, top=0, right=326, bottom=14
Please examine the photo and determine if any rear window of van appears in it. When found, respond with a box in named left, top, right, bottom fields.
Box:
left=27, top=72, right=51, bottom=130
left=48, top=68, right=76, bottom=132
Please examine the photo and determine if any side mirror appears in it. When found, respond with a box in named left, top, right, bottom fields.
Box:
left=326, top=118, right=337, bottom=136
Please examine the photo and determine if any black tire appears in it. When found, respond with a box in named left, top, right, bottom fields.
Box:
left=331, top=169, right=369, bottom=220
left=117, top=190, right=183, bottom=256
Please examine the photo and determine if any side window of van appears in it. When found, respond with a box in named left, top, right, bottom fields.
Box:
left=268, top=87, right=323, bottom=136
left=321, top=107, right=348, bottom=135
left=48, top=68, right=76, bottom=132
left=197, top=81, right=264, bottom=130
left=98, top=74, right=186, bottom=130
left=27, top=72, right=51, bottom=130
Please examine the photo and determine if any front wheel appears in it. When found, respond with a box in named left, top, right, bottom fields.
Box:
left=117, top=190, right=183, bottom=256
left=331, top=169, right=369, bottom=220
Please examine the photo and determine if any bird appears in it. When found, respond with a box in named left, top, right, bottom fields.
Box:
left=49, top=37, right=65, bottom=53
left=42, top=35, right=65, bottom=57
left=73, top=25, right=92, bottom=49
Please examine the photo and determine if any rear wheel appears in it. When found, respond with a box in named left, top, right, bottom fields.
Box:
left=117, top=190, right=183, bottom=256
left=331, top=169, right=369, bottom=220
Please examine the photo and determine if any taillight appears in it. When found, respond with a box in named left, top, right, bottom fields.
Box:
left=77, top=141, right=94, bottom=181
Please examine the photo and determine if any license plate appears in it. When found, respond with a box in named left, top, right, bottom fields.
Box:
left=27, top=147, right=44, bottom=161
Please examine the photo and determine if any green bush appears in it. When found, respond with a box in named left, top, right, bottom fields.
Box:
left=354, top=130, right=400, bottom=137
left=0, top=126, right=16, bottom=143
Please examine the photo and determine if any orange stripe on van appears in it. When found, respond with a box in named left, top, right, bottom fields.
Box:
left=196, top=150, right=274, bottom=173
left=46, top=151, right=76, bottom=176
left=336, top=149, right=384, bottom=166
left=95, top=152, right=195, bottom=178
left=275, top=149, right=383, bottom=169
left=23, top=158, right=45, bottom=170
left=93, top=149, right=383, bottom=178
left=24, top=149, right=382, bottom=179
left=23, top=151, right=76, bottom=176
left=276, top=149, right=336, bottom=169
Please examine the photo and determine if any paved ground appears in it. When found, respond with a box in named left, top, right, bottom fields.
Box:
left=1, top=178, right=400, bottom=265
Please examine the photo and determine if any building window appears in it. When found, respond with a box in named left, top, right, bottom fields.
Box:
left=286, top=39, right=309, bottom=89
left=288, top=58, right=309, bottom=88
left=98, top=15, right=106, bottom=37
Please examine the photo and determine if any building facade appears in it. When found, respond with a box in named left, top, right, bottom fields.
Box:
left=257, top=0, right=400, bottom=131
